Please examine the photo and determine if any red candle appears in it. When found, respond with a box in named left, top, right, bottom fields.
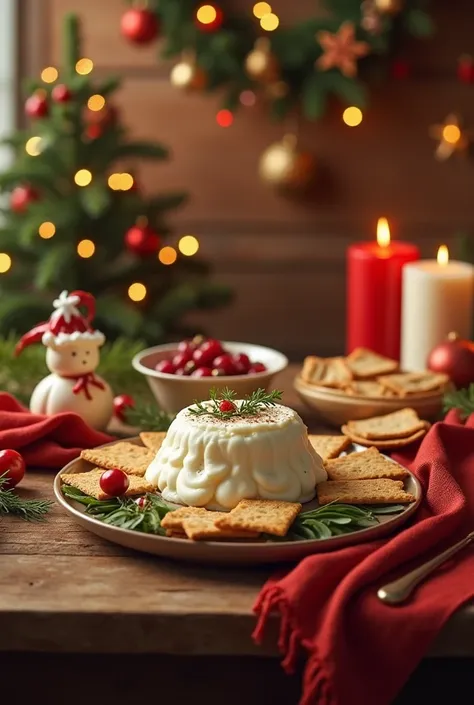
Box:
left=347, top=218, right=420, bottom=360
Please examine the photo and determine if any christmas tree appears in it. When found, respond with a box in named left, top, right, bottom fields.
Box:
left=0, top=13, right=230, bottom=342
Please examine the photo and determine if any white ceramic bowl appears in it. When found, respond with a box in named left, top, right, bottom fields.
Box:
left=132, top=341, right=288, bottom=414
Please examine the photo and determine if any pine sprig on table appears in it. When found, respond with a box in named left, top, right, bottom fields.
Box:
left=123, top=401, right=174, bottom=431
left=443, top=384, right=474, bottom=420
left=0, top=474, right=52, bottom=521
left=189, top=387, right=283, bottom=419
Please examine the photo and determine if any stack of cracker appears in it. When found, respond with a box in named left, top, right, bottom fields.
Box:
left=61, top=432, right=167, bottom=500
left=161, top=499, right=302, bottom=542
left=316, top=446, right=415, bottom=506
left=300, top=347, right=448, bottom=399
left=341, top=407, right=430, bottom=449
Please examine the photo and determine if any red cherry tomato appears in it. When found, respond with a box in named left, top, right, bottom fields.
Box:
left=212, top=354, right=236, bottom=375
left=192, top=366, right=213, bottom=377
left=172, top=351, right=193, bottom=368
left=99, top=469, right=130, bottom=497
left=155, top=359, right=175, bottom=374
left=233, top=353, right=251, bottom=373
left=113, top=394, right=135, bottom=422
left=249, top=362, right=267, bottom=374
left=0, top=449, right=26, bottom=489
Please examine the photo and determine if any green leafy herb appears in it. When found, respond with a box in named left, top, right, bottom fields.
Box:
left=62, top=485, right=171, bottom=535
left=189, top=387, right=283, bottom=419
left=0, top=474, right=52, bottom=521
left=443, top=384, right=474, bottom=420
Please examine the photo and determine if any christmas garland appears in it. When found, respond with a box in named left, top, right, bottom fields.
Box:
left=121, top=0, right=434, bottom=122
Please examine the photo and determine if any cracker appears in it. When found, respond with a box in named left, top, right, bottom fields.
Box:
left=80, top=442, right=154, bottom=477
left=345, top=348, right=398, bottom=379
left=301, top=356, right=352, bottom=388
left=139, top=431, right=167, bottom=452
left=165, top=530, right=187, bottom=539
left=181, top=512, right=260, bottom=541
left=341, top=425, right=428, bottom=449
left=215, top=499, right=301, bottom=537
left=346, top=408, right=425, bottom=440
left=61, top=469, right=154, bottom=500
left=161, top=506, right=208, bottom=531
left=377, top=372, right=449, bottom=396
left=317, top=478, right=415, bottom=505
left=308, top=434, right=351, bottom=461
left=343, top=380, right=394, bottom=397
left=325, top=447, right=408, bottom=481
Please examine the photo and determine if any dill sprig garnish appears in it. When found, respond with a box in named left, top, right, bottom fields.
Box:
left=0, top=473, right=52, bottom=521
left=188, top=387, right=283, bottom=419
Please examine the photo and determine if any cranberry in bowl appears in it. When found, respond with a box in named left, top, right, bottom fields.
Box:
left=132, top=338, right=288, bottom=414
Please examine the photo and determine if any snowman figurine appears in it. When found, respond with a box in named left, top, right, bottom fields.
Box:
left=15, top=290, right=114, bottom=430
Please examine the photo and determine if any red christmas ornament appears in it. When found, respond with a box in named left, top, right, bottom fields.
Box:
left=113, top=393, right=135, bottom=422
left=195, top=4, right=223, bottom=32
left=10, top=185, right=40, bottom=213
left=84, top=104, right=118, bottom=127
left=84, top=124, right=103, bottom=141
left=124, top=224, right=160, bottom=256
left=391, top=59, right=410, bottom=80
left=427, top=332, right=474, bottom=389
left=457, top=55, right=474, bottom=83
left=0, top=449, right=26, bottom=489
left=52, top=84, right=72, bottom=103
left=121, top=8, right=159, bottom=44
left=25, top=93, right=48, bottom=119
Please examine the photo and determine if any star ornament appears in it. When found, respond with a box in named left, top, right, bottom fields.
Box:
left=430, top=114, right=471, bottom=161
left=316, top=22, right=370, bottom=78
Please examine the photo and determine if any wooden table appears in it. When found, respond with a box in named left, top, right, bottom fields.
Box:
left=1, top=366, right=473, bottom=705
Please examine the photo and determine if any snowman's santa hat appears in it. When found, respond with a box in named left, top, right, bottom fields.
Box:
left=15, top=290, right=105, bottom=355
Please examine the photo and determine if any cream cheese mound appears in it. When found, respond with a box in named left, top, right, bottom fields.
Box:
left=145, top=401, right=327, bottom=510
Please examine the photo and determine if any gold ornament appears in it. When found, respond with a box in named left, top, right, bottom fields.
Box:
left=258, top=134, right=316, bottom=191
left=429, top=114, right=471, bottom=161
left=373, top=0, right=404, bottom=14
left=170, top=56, right=207, bottom=91
left=245, top=38, right=279, bottom=83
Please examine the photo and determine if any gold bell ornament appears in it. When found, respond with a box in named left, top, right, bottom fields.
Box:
left=170, top=53, right=207, bottom=91
left=245, top=38, right=280, bottom=83
left=258, top=134, right=316, bottom=192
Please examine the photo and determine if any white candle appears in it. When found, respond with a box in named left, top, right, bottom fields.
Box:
left=401, top=246, right=474, bottom=371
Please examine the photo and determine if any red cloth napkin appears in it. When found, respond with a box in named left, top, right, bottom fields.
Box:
left=253, top=410, right=474, bottom=705
left=0, top=393, right=113, bottom=468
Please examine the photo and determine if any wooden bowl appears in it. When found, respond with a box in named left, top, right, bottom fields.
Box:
left=294, top=375, right=445, bottom=427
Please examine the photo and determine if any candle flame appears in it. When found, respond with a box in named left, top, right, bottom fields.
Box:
left=376, top=217, right=390, bottom=248
left=437, top=244, right=449, bottom=266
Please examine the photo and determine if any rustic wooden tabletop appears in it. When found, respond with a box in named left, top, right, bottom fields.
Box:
left=1, top=365, right=473, bottom=683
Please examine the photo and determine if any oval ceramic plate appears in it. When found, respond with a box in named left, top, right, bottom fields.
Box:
left=54, top=437, right=422, bottom=566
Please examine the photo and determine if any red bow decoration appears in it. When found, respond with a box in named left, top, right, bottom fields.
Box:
left=62, top=372, right=105, bottom=401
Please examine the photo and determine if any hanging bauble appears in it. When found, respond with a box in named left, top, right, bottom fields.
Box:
left=245, top=38, right=279, bottom=83
left=170, top=58, right=207, bottom=91
left=373, top=0, right=404, bottom=14
left=52, top=84, right=72, bottom=103
left=25, top=92, right=48, bottom=119
left=427, top=332, right=474, bottom=389
left=258, top=135, right=316, bottom=192
left=10, top=185, right=40, bottom=213
left=195, top=4, right=224, bottom=32
left=84, top=103, right=118, bottom=127
left=84, top=124, right=103, bottom=141
left=125, top=224, right=160, bottom=256
left=120, top=8, right=159, bottom=45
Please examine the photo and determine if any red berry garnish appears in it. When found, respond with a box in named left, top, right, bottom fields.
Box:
left=193, top=338, right=223, bottom=366
left=192, top=334, right=206, bottom=346
left=135, top=496, right=148, bottom=509
left=212, top=354, right=236, bottom=375
left=0, top=449, right=26, bottom=489
left=113, top=394, right=135, bottom=422
left=249, top=362, right=267, bottom=373
left=178, top=339, right=196, bottom=355
left=233, top=353, right=251, bottom=373
left=172, top=351, right=192, bottom=369
left=219, top=399, right=236, bottom=413
left=192, top=366, right=213, bottom=377
left=155, top=359, right=175, bottom=374
left=175, top=367, right=187, bottom=376
left=99, top=469, right=130, bottom=497
left=184, top=360, right=196, bottom=374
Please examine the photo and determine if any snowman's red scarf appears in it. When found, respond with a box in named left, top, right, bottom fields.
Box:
left=60, top=372, right=105, bottom=401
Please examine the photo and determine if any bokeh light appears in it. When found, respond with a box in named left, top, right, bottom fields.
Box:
left=25, top=136, right=43, bottom=156
left=216, top=109, right=233, bottom=127
left=158, top=246, right=178, bottom=265
left=260, top=13, right=279, bottom=31
left=342, top=106, right=363, bottom=127
left=196, top=4, right=217, bottom=24
left=178, top=235, right=200, bottom=256
left=77, top=239, right=95, bottom=258
left=87, top=94, right=105, bottom=111
left=0, top=253, right=12, bottom=273
left=128, top=282, right=147, bottom=301
left=38, top=222, right=56, bottom=239
left=74, top=169, right=93, bottom=186
left=240, top=90, right=256, bottom=107
left=442, top=124, right=461, bottom=144
left=75, top=58, right=94, bottom=75
left=41, top=67, right=58, bottom=83
left=253, top=2, right=272, bottom=19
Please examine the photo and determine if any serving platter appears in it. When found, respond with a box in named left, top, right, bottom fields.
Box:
left=54, top=436, right=422, bottom=566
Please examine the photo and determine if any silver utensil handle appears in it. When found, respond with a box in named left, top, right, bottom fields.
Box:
left=377, top=532, right=474, bottom=605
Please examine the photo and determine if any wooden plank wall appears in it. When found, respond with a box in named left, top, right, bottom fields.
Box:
left=19, top=0, right=474, bottom=358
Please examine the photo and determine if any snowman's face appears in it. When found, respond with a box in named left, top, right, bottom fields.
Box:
left=46, top=343, right=100, bottom=376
